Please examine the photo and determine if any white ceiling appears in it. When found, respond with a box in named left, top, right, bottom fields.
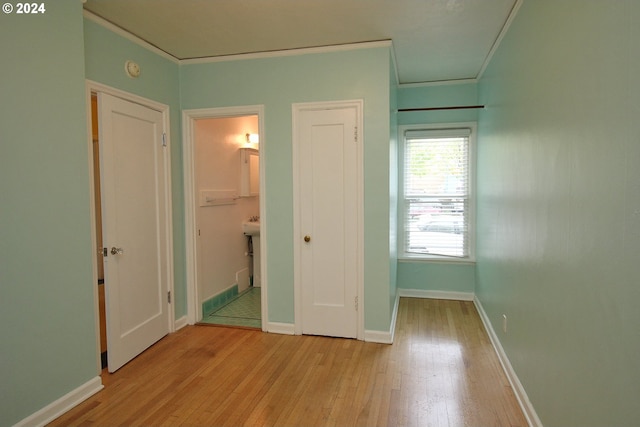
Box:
left=83, top=0, right=518, bottom=84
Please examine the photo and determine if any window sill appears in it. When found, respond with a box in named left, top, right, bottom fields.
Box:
left=398, top=254, right=476, bottom=265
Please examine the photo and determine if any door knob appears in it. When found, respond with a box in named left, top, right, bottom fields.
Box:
left=304, top=235, right=311, bottom=243
left=110, top=247, right=124, bottom=255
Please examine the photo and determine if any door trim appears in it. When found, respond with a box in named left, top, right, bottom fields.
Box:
left=182, top=105, right=266, bottom=328
left=85, top=80, right=175, bottom=373
left=292, top=99, right=364, bottom=340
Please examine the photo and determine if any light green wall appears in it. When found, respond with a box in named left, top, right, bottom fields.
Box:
left=477, top=1, right=640, bottom=425
left=397, top=83, right=479, bottom=125
left=389, top=52, right=399, bottom=311
left=1, top=16, right=397, bottom=425
left=180, top=47, right=395, bottom=332
left=0, top=3, right=97, bottom=425
left=397, top=261, right=475, bottom=293
left=83, top=18, right=187, bottom=318
left=396, top=83, right=478, bottom=294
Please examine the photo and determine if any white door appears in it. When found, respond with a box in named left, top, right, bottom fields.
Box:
left=296, top=102, right=361, bottom=338
left=98, top=93, right=170, bottom=372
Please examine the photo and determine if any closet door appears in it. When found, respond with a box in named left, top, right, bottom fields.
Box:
left=294, top=101, right=363, bottom=339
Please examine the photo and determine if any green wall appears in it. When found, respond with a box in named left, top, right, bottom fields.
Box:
left=397, top=82, right=479, bottom=125
left=180, top=47, right=395, bottom=332
left=476, top=1, right=640, bottom=425
left=2, top=15, right=397, bottom=425
left=83, top=18, right=187, bottom=319
left=397, top=261, right=475, bottom=294
left=396, top=83, right=478, bottom=294
left=388, top=52, right=399, bottom=311
left=0, top=3, right=97, bottom=425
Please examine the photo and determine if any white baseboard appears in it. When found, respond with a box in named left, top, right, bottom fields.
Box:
left=364, top=292, right=400, bottom=344
left=174, top=315, right=188, bottom=331
left=398, top=288, right=475, bottom=301
left=473, top=297, right=542, bottom=427
left=364, top=329, right=392, bottom=344
left=266, top=322, right=295, bottom=335
left=14, top=376, right=103, bottom=427
left=268, top=291, right=402, bottom=344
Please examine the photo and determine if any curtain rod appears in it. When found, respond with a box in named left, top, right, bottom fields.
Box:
left=397, top=105, right=485, bottom=112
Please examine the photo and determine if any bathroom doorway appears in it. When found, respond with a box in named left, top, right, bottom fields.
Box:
left=182, top=106, right=266, bottom=330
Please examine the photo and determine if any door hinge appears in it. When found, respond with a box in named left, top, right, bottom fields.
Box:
left=167, top=291, right=171, bottom=304
left=354, top=126, right=358, bottom=143
left=162, top=132, right=167, bottom=147
left=355, top=296, right=358, bottom=311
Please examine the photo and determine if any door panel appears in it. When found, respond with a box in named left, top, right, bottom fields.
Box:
left=298, top=105, right=360, bottom=338
left=98, top=93, right=170, bottom=372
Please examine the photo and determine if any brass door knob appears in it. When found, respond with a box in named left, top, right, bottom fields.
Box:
left=304, top=235, right=311, bottom=243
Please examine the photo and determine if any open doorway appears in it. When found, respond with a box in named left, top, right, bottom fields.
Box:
left=90, top=93, right=108, bottom=369
left=194, top=115, right=260, bottom=328
left=182, top=106, right=266, bottom=330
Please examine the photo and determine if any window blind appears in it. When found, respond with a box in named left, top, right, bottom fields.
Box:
left=403, top=129, right=470, bottom=258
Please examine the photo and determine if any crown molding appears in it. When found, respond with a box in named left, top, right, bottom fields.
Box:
left=84, top=10, right=392, bottom=66
left=389, top=43, right=400, bottom=86
left=476, top=0, right=523, bottom=80
left=180, top=40, right=393, bottom=65
left=84, top=0, right=520, bottom=84
left=396, top=0, right=523, bottom=88
left=83, top=10, right=180, bottom=64
left=398, top=78, right=478, bottom=89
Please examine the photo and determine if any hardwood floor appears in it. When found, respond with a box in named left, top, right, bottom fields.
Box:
left=49, top=298, right=527, bottom=426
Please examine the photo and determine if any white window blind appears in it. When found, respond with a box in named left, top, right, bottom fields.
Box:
left=403, top=128, right=471, bottom=258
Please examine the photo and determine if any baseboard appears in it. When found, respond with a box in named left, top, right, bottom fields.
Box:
left=268, top=290, right=403, bottom=344
left=174, top=315, right=188, bottom=331
left=14, top=376, right=103, bottom=427
left=473, top=297, right=542, bottom=427
left=398, top=288, right=475, bottom=301
left=364, top=292, right=400, bottom=344
left=266, top=322, right=295, bottom=335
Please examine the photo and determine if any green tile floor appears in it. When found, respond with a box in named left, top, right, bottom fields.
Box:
left=200, top=287, right=261, bottom=329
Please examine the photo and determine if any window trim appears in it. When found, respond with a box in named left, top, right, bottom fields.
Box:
left=398, top=122, right=477, bottom=262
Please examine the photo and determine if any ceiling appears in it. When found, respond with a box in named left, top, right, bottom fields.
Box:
left=83, top=0, right=518, bottom=85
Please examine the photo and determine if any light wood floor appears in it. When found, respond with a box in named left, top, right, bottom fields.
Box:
left=49, top=298, right=527, bottom=426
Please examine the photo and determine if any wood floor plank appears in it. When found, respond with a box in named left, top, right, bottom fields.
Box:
left=48, top=298, right=527, bottom=427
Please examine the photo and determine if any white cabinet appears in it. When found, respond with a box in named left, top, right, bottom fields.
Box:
left=240, top=147, right=259, bottom=197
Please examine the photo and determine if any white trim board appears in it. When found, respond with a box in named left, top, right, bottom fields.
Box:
left=14, top=377, right=103, bottom=427
left=364, top=291, right=400, bottom=344
left=174, top=315, right=189, bottom=331
left=473, top=297, right=542, bottom=427
left=266, top=322, right=295, bottom=336
left=182, top=40, right=393, bottom=65
left=476, top=0, right=524, bottom=81
left=398, top=288, right=475, bottom=301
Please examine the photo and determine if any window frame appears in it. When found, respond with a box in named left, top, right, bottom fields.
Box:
left=398, top=122, right=476, bottom=262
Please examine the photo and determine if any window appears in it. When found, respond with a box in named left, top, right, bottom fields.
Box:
left=400, top=124, right=475, bottom=260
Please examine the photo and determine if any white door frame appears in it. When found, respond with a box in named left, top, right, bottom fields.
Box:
left=182, top=105, right=266, bottom=328
left=292, top=99, right=364, bottom=340
left=85, top=80, right=175, bottom=373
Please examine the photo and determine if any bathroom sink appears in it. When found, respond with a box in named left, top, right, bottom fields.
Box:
left=242, top=220, right=260, bottom=236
